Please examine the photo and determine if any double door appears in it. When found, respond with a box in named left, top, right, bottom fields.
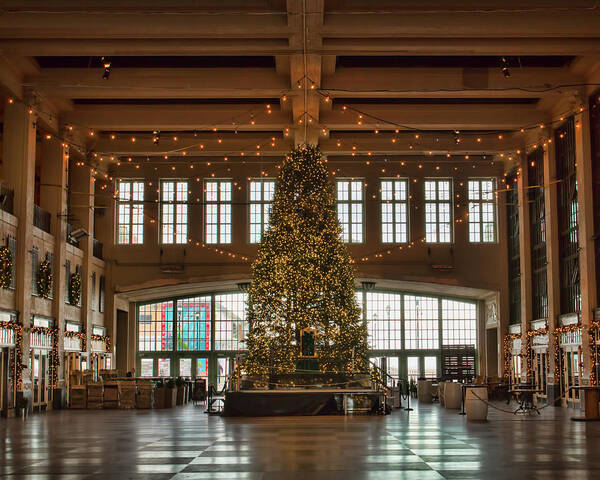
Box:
left=31, top=349, right=51, bottom=410
left=560, top=347, right=582, bottom=407
left=0, top=347, right=12, bottom=413
left=371, top=354, right=439, bottom=385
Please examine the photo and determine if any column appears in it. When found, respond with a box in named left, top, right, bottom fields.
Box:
left=2, top=101, right=36, bottom=398
left=543, top=140, right=561, bottom=401
left=575, top=108, right=598, bottom=383
left=40, top=138, right=69, bottom=402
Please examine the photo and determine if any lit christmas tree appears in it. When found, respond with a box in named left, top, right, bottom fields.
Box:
left=244, top=145, right=368, bottom=375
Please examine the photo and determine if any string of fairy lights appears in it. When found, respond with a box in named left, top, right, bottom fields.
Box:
left=3, top=77, right=593, bottom=264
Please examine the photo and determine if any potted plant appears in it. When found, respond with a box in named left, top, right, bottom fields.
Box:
left=154, top=379, right=166, bottom=409
left=16, top=397, right=29, bottom=419
left=175, top=377, right=185, bottom=405
left=164, top=378, right=176, bottom=408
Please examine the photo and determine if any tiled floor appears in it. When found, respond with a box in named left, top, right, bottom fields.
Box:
left=1, top=400, right=599, bottom=479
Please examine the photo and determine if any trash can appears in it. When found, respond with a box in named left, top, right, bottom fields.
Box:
left=417, top=379, right=432, bottom=403
left=444, top=382, right=461, bottom=409
left=465, top=386, right=488, bottom=421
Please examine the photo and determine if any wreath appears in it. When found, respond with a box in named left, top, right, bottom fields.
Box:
left=37, top=259, right=53, bottom=298
left=69, top=271, right=82, bottom=305
left=0, top=246, right=13, bottom=289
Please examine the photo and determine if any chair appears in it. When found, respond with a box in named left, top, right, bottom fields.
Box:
left=192, top=379, right=206, bottom=406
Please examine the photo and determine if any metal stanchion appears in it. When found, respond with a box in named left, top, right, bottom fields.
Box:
left=404, top=380, right=413, bottom=412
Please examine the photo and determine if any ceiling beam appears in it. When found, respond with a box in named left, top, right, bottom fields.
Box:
left=0, top=12, right=289, bottom=39
left=0, top=38, right=292, bottom=57
left=26, top=68, right=290, bottom=99
left=321, top=104, right=548, bottom=130
left=321, top=11, right=600, bottom=38
left=322, top=67, right=582, bottom=99
left=320, top=38, right=600, bottom=56
left=62, top=104, right=290, bottom=130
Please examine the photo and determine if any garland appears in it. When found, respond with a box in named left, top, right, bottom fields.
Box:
left=30, top=326, right=60, bottom=387
left=91, top=334, right=112, bottom=352
left=69, top=271, right=81, bottom=305
left=37, top=259, right=53, bottom=299
left=0, top=321, right=24, bottom=390
left=0, top=246, right=12, bottom=289
left=588, top=321, right=600, bottom=386
left=552, top=323, right=582, bottom=378
left=502, top=333, right=521, bottom=380
left=524, top=328, right=549, bottom=382
left=64, top=329, right=87, bottom=352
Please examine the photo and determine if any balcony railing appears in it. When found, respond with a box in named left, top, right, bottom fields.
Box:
left=0, top=184, right=14, bottom=215
left=33, top=205, right=51, bottom=234
left=93, top=239, right=103, bottom=259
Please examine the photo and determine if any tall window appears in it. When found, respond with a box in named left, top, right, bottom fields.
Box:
left=366, top=292, right=402, bottom=349
left=506, top=170, right=521, bottom=325
left=249, top=179, right=275, bottom=243
left=441, top=299, right=477, bottom=347
left=468, top=178, right=497, bottom=243
left=138, top=300, right=174, bottom=351
left=336, top=179, right=363, bottom=243
left=177, top=296, right=211, bottom=351
left=528, top=148, right=548, bottom=320
left=404, top=295, right=439, bottom=349
left=214, top=293, right=248, bottom=350
left=160, top=180, right=188, bottom=244
left=116, top=180, right=144, bottom=244
left=424, top=179, right=452, bottom=243
left=204, top=180, right=232, bottom=244
left=381, top=179, right=409, bottom=243
left=556, top=118, right=581, bottom=313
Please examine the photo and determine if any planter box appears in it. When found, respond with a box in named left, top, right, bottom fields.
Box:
left=136, top=381, right=154, bottom=409
left=164, top=387, right=177, bottom=408
left=176, top=386, right=185, bottom=405
left=154, top=386, right=166, bottom=409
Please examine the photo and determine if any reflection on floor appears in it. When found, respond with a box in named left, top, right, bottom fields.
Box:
left=0, top=400, right=599, bottom=479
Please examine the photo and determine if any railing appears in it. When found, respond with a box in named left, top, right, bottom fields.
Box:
left=93, top=238, right=103, bottom=259
left=0, top=184, right=14, bottom=215
left=33, top=204, right=51, bottom=234
left=66, top=223, right=79, bottom=247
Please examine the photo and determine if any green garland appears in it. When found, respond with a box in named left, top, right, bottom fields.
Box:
left=0, top=246, right=13, bottom=289
left=69, top=271, right=82, bottom=305
left=37, top=259, right=53, bottom=298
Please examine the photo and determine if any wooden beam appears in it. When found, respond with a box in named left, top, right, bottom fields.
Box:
left=27, top=68, right=290, bottom=99
left=62, top=104, right=290, bottom=130
left=321, top=104, right=548, bottom=130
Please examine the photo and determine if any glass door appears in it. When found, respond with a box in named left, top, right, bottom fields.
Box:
left=216, top=357, right=230, bottom=392
left=179, top=357, right=192, bottom=378
left=562, top=348, right=581, bottom=407
left=31, top=350, right=49, bottom=410
left=0, top=348, right=7, bottom=412
left=195, top=357, right=209, bottom=392
left=407, top=356, right=420, bottom=383
left=424, top=356, right=438, bottom=379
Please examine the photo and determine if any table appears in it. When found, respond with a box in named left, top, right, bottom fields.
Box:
left=509, top=388, right=543, bottom=415
left=570, top=386, right=600, bottom=422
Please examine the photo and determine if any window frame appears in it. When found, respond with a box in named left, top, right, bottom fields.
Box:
left=467, top=177, right=498, bottom=244
left=248, top=178, right=276, bottom=244
left=380, top=178, right=409, bottom=244
left=424, top=178, right=454, bottom=244
left=336, top=178, right=365, bottom=244
left=159, top=179, right=189, bottom=245
left=115, top=179, right=145, bottom=245
left=203, top=179, right=233, bottom=245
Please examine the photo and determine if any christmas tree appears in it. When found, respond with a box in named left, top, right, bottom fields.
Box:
left=244, top=144, right=368, bottom=375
